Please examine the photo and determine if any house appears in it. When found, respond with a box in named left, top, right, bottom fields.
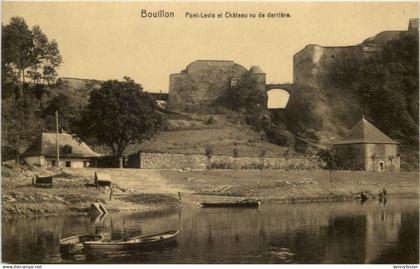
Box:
left=333, top=116, right=400, bottom=172
left=22, top=132, right=100, bottom=168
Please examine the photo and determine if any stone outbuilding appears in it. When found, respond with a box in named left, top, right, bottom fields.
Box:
left=333, top=117, right=400, bottom=172
left=22, top=132, right=100, bottom=168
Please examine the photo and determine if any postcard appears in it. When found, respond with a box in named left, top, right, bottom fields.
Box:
left=1, top=1, right=419, bottom=266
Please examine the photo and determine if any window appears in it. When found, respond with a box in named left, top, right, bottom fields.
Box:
left=66, top=161, right=71, bottom=167
left=51, top=160, right=56, bottom=167
left=64, top=145, right=72, bottom=154
left=83, top=161, right=88, bottom=168
left=230, top=77, right=237, bottom=88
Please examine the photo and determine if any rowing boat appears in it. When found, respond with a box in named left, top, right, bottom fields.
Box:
left=59, top=234, right=104, bottom=255
left=200, top=201, right=261, bottom=208
left=83, top=230, right=179, bottom=256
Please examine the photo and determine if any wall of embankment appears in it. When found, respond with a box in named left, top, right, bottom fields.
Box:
left=127, top=152, right=321, bottom=170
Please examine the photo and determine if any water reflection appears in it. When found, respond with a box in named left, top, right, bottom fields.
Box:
left=2, top=199, right=418, bottom=264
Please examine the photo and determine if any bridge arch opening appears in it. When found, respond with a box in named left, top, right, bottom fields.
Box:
left=267, top=89, right=290, bottom=109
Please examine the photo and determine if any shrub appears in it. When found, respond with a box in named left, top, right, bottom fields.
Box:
left=232, top=148, right=239, bottom=158
left=206, top=116, right=216, bottom=125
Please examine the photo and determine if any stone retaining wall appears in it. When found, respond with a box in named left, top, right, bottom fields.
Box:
left=140, top=153, right=208, bottom=170
left=128, top=152, right=321, bottom=170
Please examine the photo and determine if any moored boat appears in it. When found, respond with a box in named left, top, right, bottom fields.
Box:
left=59, top=234, right=104, bottom=256
left=200, top=201, right=261, bottom=208
left=83, top=230, right=180, bottom=257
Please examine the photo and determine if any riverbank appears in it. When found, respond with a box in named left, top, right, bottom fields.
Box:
left=1, top=165, right=181, bottom=217
left=2, top=165, right=419, bottom=216
left=162, top=169, right=419, bottom=204
left=160, top=170, right=419, bottom=203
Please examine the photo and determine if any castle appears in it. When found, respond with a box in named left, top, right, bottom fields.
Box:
left=164, top=19, right=417, bottom=112
left=293, top=18, right=419, bottom=88
left=167, top=60, right=267, bottom=111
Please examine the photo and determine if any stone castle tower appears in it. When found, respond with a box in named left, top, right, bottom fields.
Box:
left=248, top=65, right=267, bottom=92
left=167, top=60, right=266, bottom=111
left=293, top=18, right=419, bottom=88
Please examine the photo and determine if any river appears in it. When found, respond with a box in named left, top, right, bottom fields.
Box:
left=2, top=198, right=419, bottom=264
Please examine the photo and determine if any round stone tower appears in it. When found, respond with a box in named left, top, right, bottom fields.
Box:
left=248, top=65, right=267, bottom=93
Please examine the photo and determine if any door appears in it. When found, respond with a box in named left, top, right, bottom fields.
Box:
left=379, top=161, right=384, bottom=172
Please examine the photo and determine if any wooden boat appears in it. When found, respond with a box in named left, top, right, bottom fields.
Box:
left=200, top=201, right=261, bottom=208
left=83, top=230, right=179, bottom=256
left=59, top=234, right=104, bottom=255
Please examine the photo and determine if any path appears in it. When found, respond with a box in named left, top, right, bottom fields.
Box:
left=65, top=168, right=190, bottom=195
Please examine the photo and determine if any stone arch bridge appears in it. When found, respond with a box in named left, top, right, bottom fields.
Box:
left=266, top=83, right=293, bottom=92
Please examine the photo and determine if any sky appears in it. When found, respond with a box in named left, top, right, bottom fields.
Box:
left=2, top=1, right=418, bottom=95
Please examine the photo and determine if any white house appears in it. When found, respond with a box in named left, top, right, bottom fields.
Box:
left=22, top=132, right=100, bottom=168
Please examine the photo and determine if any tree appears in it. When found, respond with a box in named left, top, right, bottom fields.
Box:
left=42, top=40, right=62, bottom=84
left=229, top=74, right=268, bottom=131
left=1, top=97, right=42, bottom=162
left=204, top=145, right=214, bottom=169
left=317, top=149, right=339, bottom=183
left=232, top=148, right=239, bottom=158
left=41, top=93, right=82, bottom=132
left=259, top=149, right=266, bottom=184
left=74, top=78, right=165, bottom=168
left=347, top=34, right=418, bottom=145
left=2, top=17, right=33, bottom=95
left=231, top=74, right=266, bottom=112
left=2, top=17, right=62, bottom=96
left=27, top=25, right=48, bottom=84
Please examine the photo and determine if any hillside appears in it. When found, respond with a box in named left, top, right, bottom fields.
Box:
left=90, top=112, right=294, bottom=158
left=276, top=30, right=419, bottom=170
left=2, top=30, right=417, bottom=169
left=140, top=113, right=292, bottom=157
left=40, top=79, right=296, bottom=158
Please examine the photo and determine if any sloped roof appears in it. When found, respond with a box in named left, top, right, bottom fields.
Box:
left=333, top=117, right=399, bottom=145
left=22, top=132, right=100, bottom=158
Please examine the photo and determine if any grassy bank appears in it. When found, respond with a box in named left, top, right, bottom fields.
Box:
left=2, top=165, right=418, bottom=216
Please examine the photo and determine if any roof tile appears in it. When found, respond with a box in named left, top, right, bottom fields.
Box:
left=22, top=132, right=100, bottom=158
left=333, top=117, right=398, bottom=145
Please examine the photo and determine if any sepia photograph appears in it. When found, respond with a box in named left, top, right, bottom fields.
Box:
left=1, top=1, right=419, bottom=266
